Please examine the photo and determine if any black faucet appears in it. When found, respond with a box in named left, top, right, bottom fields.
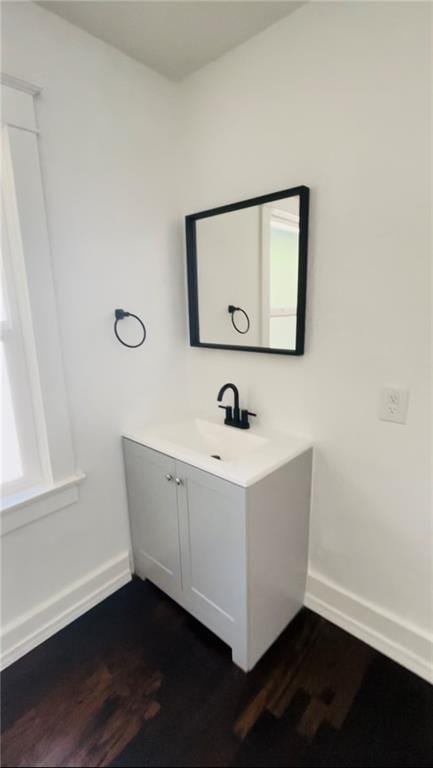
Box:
left=217, top=383, right=256, bottom=430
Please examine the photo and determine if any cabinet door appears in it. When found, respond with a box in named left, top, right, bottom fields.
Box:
left=176, top=460, right=247, bottom=649
left=123, top=439, right=181, bottom=600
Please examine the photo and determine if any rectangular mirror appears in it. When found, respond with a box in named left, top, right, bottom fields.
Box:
left=186, top=186, right=309, bottom=355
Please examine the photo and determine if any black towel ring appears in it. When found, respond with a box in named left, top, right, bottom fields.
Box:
left=228, top=304, right=250, bottom=335
left=114, top=308, right=146, bottom=348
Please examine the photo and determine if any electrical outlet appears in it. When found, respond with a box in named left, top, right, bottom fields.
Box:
left=379, top=387, right=409, bottom=424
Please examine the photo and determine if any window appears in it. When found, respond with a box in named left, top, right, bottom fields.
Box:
left=1, top=208, right=43, bottom=495
left=269, top=211, right=299, bottom=349
left=260, top=204, right=300, bottom=349
left=1, top=75, right=83, bottom=532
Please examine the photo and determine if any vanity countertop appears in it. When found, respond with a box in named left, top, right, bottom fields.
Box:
left=123, top=415, right=312, bottom=488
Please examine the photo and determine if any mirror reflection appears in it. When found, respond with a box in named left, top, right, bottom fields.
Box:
left=186, top=187, right=309, bottom=355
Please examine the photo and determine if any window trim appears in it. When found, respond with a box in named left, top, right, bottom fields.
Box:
left=2, top=150, right=51, bottom=494
left=1, top=73, right=84, bottom=530
left=1, top=473, right=85, bottom=535
left=260, top=205, right=301, bottom=346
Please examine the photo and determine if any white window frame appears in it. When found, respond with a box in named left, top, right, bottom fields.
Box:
left=260, top=206, right=300, bottom=345
left=1, top=74, right=84, bottom=534
left=1, top=207, right=45, bottom=496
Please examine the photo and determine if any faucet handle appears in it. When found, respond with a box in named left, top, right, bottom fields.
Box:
left=218, top=404, right=233, bottom=423
left=241, top=409, right=256, bottom=428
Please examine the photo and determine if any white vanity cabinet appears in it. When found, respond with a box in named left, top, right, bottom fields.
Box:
left=124, top=441, right=181, bottom=599
left=123, top=436, right=312, bottom=671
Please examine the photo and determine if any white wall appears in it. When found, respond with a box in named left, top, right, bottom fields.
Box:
left=179, top=1, right=432, bottom=674
left=1, top=1, right=187, bottom=656
left=196, top=206, right=261, bottom=344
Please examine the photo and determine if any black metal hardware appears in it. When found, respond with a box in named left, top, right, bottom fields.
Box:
left=241, top=409, right=256, bottom=429
left=228, top=305, right=250, bottom=334
left=218, top=404, right=233, bottom=422
left=113, top=308, right=146, bottom=348
left=217, top=382, right=256, bottom=429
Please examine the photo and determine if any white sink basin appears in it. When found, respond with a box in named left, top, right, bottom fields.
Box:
left=123, top=416, right=312, bottom=487
left=148, top=418, right=268, bottom=461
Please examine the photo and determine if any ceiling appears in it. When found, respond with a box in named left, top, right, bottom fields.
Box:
left=37, top=1, right=305, bottom=81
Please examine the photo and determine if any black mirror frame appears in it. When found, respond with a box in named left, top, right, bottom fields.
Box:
left=185, top=185, right=309, bottom=356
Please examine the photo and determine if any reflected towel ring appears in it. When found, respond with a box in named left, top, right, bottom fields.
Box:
left=228, top=304, right=250, bottom=335
left=114, top=308, right=146, bottom=348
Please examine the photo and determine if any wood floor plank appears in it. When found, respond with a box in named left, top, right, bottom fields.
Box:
left=234, top=611, right=321, bottom=739
left=2, top=649, right=162, bottom=767
left=1, top=580, right=432, bottom=768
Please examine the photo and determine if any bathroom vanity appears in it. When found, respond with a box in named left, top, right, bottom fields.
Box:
left=123, top=418, right=312, bottom=671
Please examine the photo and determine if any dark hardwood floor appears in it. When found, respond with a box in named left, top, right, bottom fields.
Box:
left=1, top=578, right=432, bottom=767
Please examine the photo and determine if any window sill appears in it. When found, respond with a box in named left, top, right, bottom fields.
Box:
left=1, top=473, right=86, bottom=536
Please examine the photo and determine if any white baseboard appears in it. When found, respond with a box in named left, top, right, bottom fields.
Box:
left=1, top=552, right=132, bottom=670
left=305, top=571, right=433, bottom=684
left=2, top=557, right=430, bottom=684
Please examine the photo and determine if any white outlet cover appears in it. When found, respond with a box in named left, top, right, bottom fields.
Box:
left=379, top=387, right=409, bottom=424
